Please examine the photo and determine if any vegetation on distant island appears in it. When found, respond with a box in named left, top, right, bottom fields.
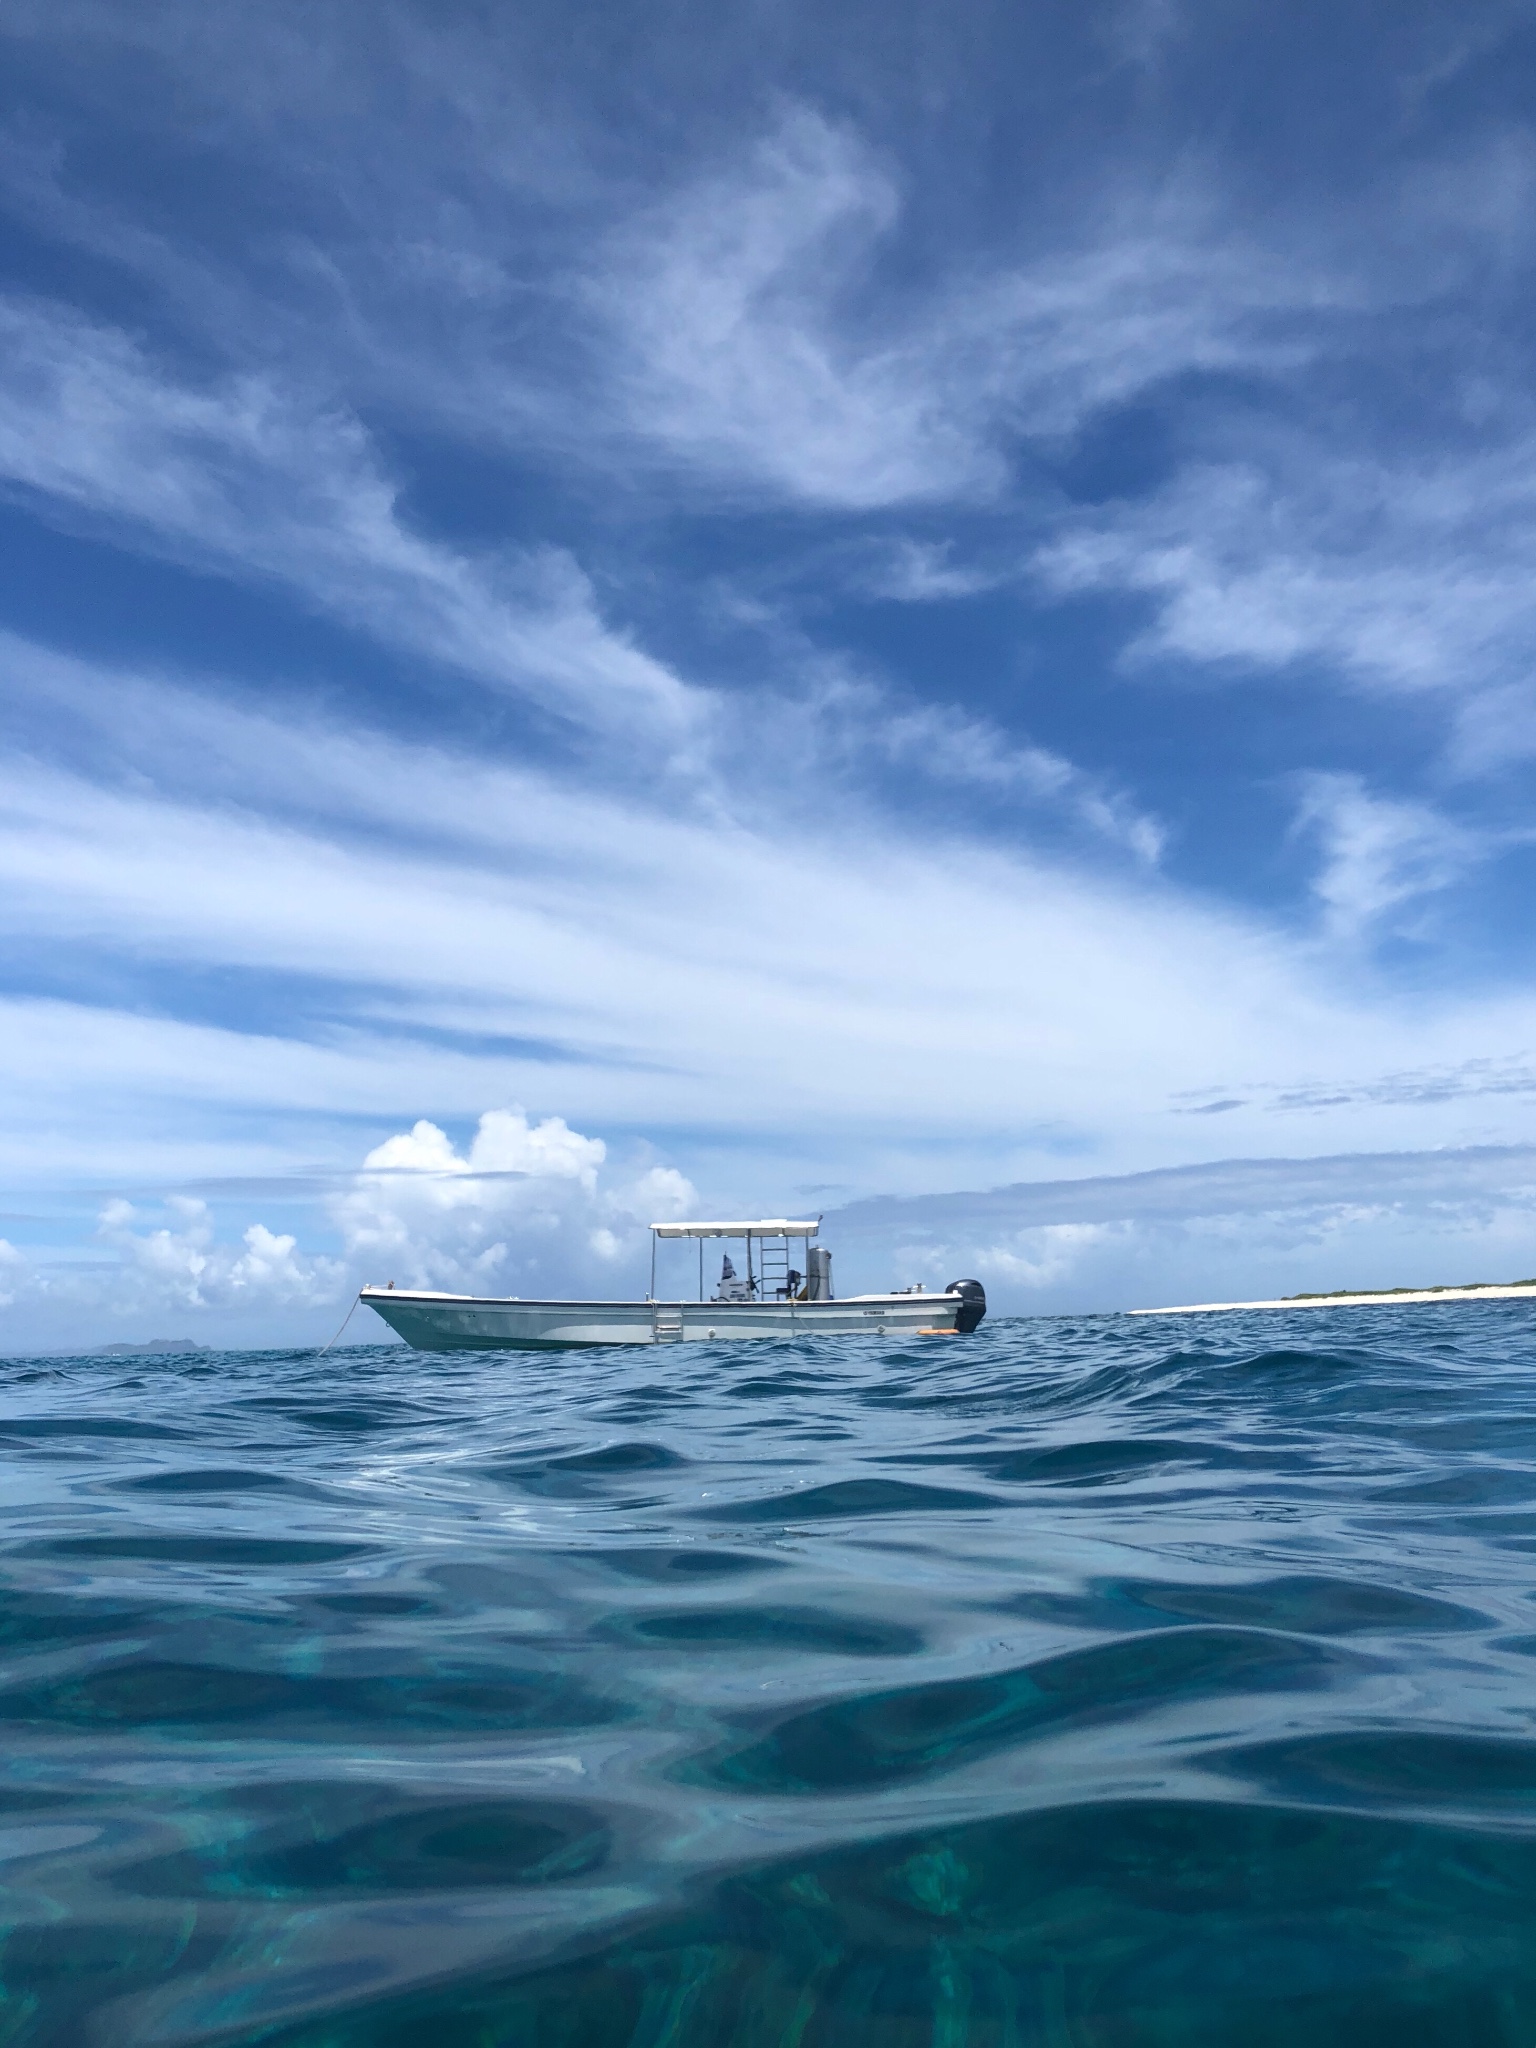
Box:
left=1284, top=1281, right=1536, bottom=1300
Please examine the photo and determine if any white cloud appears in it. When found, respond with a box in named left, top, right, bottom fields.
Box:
left=589, top=109, right=1003, bottom=508
left=0, top=1240, right=21, bottom=1309
left=577, top=102, right=1536, bottom=756
left=96, top=1195, right=342, bottom=1311
left=8, top=84, right=1528, bottom=803
left=0, top=643, right=1246, bottom=1161
left=1032, top=429, right=1536, bottom=758
left=855, top=539, right=1008, bottom=602
left=1293, top=773, right=1490, bottom=936
left=829, top=1143, right=1536, bottom=1309
left=0, top=56, right=1317, bottom=534
left=970, top=1222, right=1124, bottom=1289
left=590, top=109, right=1318, bottom=509
left=333, top=1108, right=694, bottom=1294
left=1102, top=0, right=1190, bottom=68
left=0, top=290, right=1172, bottom=866
left=363, top=1110, right=606, bottom=1188
left=0, top=1198, right=345, bottom=1327
left=7, top=642, right=1536, bottom=1221
left=0, top=296, right=697, bottom=749
left=0, top=1108, right=697, bottom=1344
left=801, top=672, right=1167, bottom=862
left=2, top=28, right=1530, bottom=753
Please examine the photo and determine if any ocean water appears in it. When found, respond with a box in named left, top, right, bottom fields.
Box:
left=3, top=1309, right=1536, bottom=2045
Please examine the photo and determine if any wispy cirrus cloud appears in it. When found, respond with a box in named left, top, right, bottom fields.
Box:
left=797, top=671, right=1167, bottom=863
left=0, top=290, right=1173, bottom=858
left=5, top=634, right=1536, bottom=1243
left=8, top=40, right=1526, bottom=773
left=587, top=110, right=975, bottom=508
left=1176, top=1053, right=1536, bottom=1121
left=0, top=296, right=699, bottom=747
left=1292, top=773, right=1493, bottom=936
left=1034, top=436, right=1536, bottom=713
left=587, top=108, right=1322, bottom=509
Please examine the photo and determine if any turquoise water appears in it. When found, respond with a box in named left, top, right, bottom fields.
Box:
left=3, top=1307, right=1536, bottom=2043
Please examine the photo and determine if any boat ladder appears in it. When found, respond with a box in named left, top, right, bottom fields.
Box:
left=752, top=1233, right=793, bottom=1300
left=651, top=1306, right=685, bottom=1345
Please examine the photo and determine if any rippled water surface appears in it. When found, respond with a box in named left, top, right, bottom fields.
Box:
left=5, top=1306, right=1536, bottom=2043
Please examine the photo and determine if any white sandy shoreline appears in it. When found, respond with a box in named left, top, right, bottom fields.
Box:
left=1130, top=1284, right=1536, bottom=1316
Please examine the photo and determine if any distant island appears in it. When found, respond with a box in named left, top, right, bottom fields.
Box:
left=1284, top=1280, right=1536, bottom=1300
left=91, top=1338, right=210, bottom=1356
left=1133, top=1280, right=1536, bottom=1316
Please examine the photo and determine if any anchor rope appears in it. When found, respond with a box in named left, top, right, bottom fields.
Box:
left=313, top=1292, right=362, bottom=1359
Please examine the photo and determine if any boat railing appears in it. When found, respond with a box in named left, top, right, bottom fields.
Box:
left=647, top=1218, right=824, bottom=1303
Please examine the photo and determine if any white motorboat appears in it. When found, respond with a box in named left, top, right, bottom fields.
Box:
left=359, top=1219, right=985, bottom=1351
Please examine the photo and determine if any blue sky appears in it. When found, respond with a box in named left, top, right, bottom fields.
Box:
left=5, top=0, right=1536, bottom=1343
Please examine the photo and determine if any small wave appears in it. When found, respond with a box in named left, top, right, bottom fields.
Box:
left=1220, top=1728, right=1536, bottom=1811
left=615, top=1604, right=924, bottom=1657
left=108, top=1466, right=342, bottom=1500
left=567, top=1544, right=787, bottom=1581
left=701, top=1477, right=1002, bottom=1522
left=695, top=1626, right=1346, bottom=1792
left=479, top=1441, right=690, bottom=1497
left=972, top=1436, right=1251, bottom=1486
left=998, top=1574, right=1486, bottom=1636
left=0, top=1657, right=630, bottom=1735
left=23, top=1533, right=374, bottom=1566
left=115, top=1793, right=613, bottom=1899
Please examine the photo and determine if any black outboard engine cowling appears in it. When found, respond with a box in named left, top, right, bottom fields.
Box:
left=945, top=1278, right=986, bottom=1333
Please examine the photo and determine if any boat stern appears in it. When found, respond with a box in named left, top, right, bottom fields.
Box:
left=946, top=1278, right=987, bottom=1332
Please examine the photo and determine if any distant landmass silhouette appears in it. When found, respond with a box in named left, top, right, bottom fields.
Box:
left=91, top=1338, right=210, bottom=1356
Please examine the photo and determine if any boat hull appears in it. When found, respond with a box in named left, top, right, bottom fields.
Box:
left=359, top=1288, right=975, bottom=1351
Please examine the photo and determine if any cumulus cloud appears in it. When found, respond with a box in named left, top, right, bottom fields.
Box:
left=968, top=1222, right=1125, bottom=1289
left=0, top=1198, right=345, bottom=1334
left=96, top=1197, right=344, bottom=1311
left=333, top=1108, right=695, bottom=1294
left=0, top=1106, right=697, bottom=1345
left=360, top=1110, right=606, bottom=1187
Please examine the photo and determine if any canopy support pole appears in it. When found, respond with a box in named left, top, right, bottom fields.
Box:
left=649, top=1231, right=656, bottom=1303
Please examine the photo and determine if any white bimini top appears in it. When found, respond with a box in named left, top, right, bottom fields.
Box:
left=649, top=1219, right=821, bottom=1239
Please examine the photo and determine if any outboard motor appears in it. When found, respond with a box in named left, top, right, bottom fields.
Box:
left=946, top=1278, right=986, bottom=1333
left=806, top=1245, right=833, bottom=1300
